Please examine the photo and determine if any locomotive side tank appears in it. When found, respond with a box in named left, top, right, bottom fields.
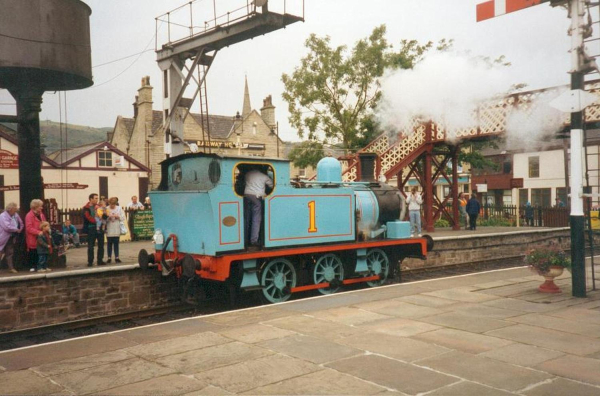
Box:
left=141, top=152, right=431, bottom=303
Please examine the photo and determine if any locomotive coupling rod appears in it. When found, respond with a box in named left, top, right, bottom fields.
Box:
left=290, top=275, right=380, bottom=293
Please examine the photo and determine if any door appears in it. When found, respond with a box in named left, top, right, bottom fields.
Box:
left=139, top=177, right=149, bottom=200
left=99, top=176, right=108, bottom=199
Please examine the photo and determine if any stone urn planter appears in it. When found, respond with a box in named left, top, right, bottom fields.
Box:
left=524, top=244, right=571, bottom=294
left=537, top=265, right=564, bottom=293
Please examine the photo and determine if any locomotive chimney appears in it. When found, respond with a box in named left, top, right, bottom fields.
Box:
left=358, top=153, right=378, bottom=182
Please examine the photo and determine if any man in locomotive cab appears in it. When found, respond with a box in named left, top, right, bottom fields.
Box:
left=243, top=165, right=273, bottom=250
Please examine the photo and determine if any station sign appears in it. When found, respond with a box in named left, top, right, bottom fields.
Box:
left=185, top=140, right=265, bottom=150
left=0, top=183, right=89, bottom=192
left=0, top=149, right=18, bottom=169
left=510, top=178, right=524, bottom=188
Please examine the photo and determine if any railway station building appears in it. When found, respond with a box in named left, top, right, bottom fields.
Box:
left=109, top=76, right=287, bottom=189
left=0, top=124, right=150, bottom=210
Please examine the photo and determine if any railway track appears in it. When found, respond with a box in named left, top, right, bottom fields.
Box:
left=0, top=255, right=572, bottom=352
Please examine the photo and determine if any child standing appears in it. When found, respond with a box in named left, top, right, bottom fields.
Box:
left=36, top=221, right=55, bottom=272
left=95, top=199, right=108, bottom=232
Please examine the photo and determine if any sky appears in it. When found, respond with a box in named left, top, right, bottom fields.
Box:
left=0, top=0, right=576, bottom=143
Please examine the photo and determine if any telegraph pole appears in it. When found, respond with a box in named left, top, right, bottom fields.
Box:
left=568, top=0, right=587, bottom=297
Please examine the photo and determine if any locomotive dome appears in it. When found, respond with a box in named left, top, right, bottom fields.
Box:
left=316, top=157, right=342, bottom=182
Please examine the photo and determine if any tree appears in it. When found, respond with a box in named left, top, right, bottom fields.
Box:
left=287, top=140, right=325, bottom=169
left=282, top=25, right=442, bottom=167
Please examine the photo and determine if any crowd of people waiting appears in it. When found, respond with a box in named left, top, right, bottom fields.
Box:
left=0, top=194, right=152, bottom=273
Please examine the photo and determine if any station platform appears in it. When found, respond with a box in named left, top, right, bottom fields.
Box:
left=1, top=262, right=599, bottom=395
left=0, top=226, right=567, bottom=278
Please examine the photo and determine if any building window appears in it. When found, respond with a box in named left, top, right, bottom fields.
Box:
left=98, top=151, right=112, bottom=167
left=528, top=156, right=539, bottom=178
left=519, top=189, right=529, bottom=205
left=298, top=168, right=306, bottom=178
left=556, top=187, right=568, bottom=206
left=503, top=161, right=511, bottom=174
left=532, top=188, right=551, bottom=207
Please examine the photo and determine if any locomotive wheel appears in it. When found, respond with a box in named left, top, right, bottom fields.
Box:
left=313, top=253, right=344, bottom=295
left=366, top=248, right=389, bottom=287
left=260, top=258, right=297, bottom=303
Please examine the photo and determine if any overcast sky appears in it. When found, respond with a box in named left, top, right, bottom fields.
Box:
left=0, top=0, right=574, bottom=142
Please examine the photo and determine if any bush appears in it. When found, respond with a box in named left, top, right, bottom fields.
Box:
left=434, top=218, right=450, bottom=228
left=478, top=217, right=514, bottom=227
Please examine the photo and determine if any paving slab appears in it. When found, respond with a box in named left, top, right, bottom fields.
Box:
left=419, top=311, right=514, bottom=333
left=195, top=307, right=293, bottom=326
left=32, top=349, right=133, bottom=376
left=397, top=294, right=463, bottom=308
left=49, top=357, right=176, bottom=395
left=353, top=299, right=446, bottom=318
left=419, top=350, right=553, bottom=392
left=195, top=354, right=322, bottom=393
left=425, top=380, right=517, bottom=396
left=217, top=323, right=297, bottom=343
left=482, top=298, right=565, bottom=313
left=506, top=312, right=600, bottom=338
left=309, top=306, right=392, bottom=326
left=124, top=331, right=231, bottom=360
left=358, top=317, right=442, bottom=337
left=156, top=341, right=273, bottom=374
left=422, top=288, right=500, bottom=303
left=326, top=354, right=459, bottom=394
left=535, top=354, right=600, bottom=386
left=479, top=343, right=565, bottom=367
left=183, top=385, right=233, bottom=395
left=257, top=334, right=362, bottom=364
left=0, top=333, right=138, bottom=371
left=472, top=280, right=522, bottom=290
left=450, top=304, right=524, bottom=319
left=99, top=374, right=207, bottom=395
left=241, top=368, right=386, bottom=395
left=412, top=328, right=514, bottom=354
left=485, top=324, right=600, bottom=356
left=0, top=369, right=66, bottom=395
left=273, top=292, right=368, bottom=312
left=546, top=307, right=600, bottom=325
left=336, top=331, right=450, bottom=362
left=523, top=378, right=600, bottom=396
left=264, top=314, right=365, bottom=340
left=114, top=318, right=226, bottom=344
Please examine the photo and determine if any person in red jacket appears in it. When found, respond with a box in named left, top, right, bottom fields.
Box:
left=25, top=199, right=46, bottom=272
left=83, top=193, right=105, bottom=267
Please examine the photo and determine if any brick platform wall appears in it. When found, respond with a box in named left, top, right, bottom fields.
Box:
left=0, top=268, right=180, bottom=332
left=404, top=228, right=572, bottom=270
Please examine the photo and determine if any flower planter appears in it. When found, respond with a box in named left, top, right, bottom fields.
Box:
left=538, top=265, right=564, bottom=293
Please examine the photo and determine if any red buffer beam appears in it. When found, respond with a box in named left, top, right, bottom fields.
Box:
left=476, top=0, right=547, bottom=22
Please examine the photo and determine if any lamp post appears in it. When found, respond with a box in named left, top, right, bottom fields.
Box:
left=270, top=121, right=280, bottom=158
left=234, top=111, right=243, bottom=155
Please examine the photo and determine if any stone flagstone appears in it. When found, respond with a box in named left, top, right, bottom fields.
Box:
left=309, top=306, right=392, bottom=326
left=0, top=369, right=65, bottom=395
left=217, top=323, right=296, bottom=343
left=99, top=374, right=207, bottom=395
left=357, top=317, right=442, bottom=337
left=523, top=378, right=600, bottom=396
left=195, top=354, right=322, bottom=393
left=413, top=328, right=514, bottom=354
left=419, top=350, right=553, bottom=392
left=506, top=312, right=600, bottom=338
left=32, top=349, right=133, bottom=376
left=257, top=334, right=362, bottom=364
left=535, top=354, right=600, bottom=386
left=241, top=368, right=386, bottom=395
left=418, top=311, right=514, bottom=333
left=124, top=331, right=231, bottom=360
left=426, top=380, right=517, bottom=396
left=479, top=343, right=564, bottom=367
left=326, top=354, right=458, bottom=394
left=264, top=314, right=364, bottom=340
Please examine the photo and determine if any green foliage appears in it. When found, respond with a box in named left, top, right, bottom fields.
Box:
left=434, top=218, right=450, bottom=228
left=39, top=120, right=107, bottom=152
left=287, top=140, right=325, bottom=169
left=460, top=138, right=502, bottom=171
left=282, top=25, right=446, bottom=166
left=478, top=217, right=514, bottom=227
left=524, top=244, right=572, bottom=275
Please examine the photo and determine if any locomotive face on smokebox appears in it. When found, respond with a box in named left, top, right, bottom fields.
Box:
left=139, top=153, right=431, bottom=304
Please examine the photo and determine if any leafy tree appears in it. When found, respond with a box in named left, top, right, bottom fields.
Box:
left=282, top=25, right=443, bottom=167
left=287, top=140, right=325, bottom=169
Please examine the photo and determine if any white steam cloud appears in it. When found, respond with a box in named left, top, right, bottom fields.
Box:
left=375, top=52, right=565, bottom=147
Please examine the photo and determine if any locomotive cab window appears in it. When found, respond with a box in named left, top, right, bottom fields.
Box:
left=167, top=157, right=221, bottom=191
left=234, top=163, right=275, bottom=197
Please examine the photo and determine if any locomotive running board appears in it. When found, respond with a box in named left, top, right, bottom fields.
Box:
left=290, top=275, right=380, bottom=293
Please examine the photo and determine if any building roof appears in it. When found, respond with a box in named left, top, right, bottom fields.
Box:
left=189, top=113, right=235, bottom=139
left=47, top=142, right=102, bottom=163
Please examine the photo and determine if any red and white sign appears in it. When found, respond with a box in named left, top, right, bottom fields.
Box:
left=476, top=0, right=545, bottom=22
left=0, top=149, right=18, bottom=169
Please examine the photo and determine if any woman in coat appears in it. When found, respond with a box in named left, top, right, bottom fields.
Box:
left=0, top=202, right=24, bottom=273
left=105, top=197, right=125, bottom=263
left=25, top=199, right=46, bottom=272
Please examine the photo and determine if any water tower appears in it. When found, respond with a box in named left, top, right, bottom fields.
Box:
left=0, top=0, right=92, bottom=213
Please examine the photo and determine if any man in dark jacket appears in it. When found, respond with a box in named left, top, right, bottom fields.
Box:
left=465, top=194, right=481, bottom=231
left=83, top=193, right=105, bottom=266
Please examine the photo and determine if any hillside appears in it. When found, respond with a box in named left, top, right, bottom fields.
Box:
left=1, top=121, right=110, bottom=152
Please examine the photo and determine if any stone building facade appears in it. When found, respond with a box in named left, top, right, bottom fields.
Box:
left=110, top=76, right=284, bottom=189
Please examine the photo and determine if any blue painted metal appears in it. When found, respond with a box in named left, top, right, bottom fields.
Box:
left=387, top=221, right=411, bottom=239
left=265, top=191, right=355, bottom=248
left=241, top=259, right=260, bottom=289
left=355, top=190, right=379, bottom=236
left=355, top=248, right=368, bottom=273
left=316, top=157, right=342, bottom=182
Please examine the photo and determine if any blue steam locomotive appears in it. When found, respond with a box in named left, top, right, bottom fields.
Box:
left=138, top=152, right=431, bottom=303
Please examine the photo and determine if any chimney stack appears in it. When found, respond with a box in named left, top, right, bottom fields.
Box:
left=260, top=95, right=276, bottom=128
